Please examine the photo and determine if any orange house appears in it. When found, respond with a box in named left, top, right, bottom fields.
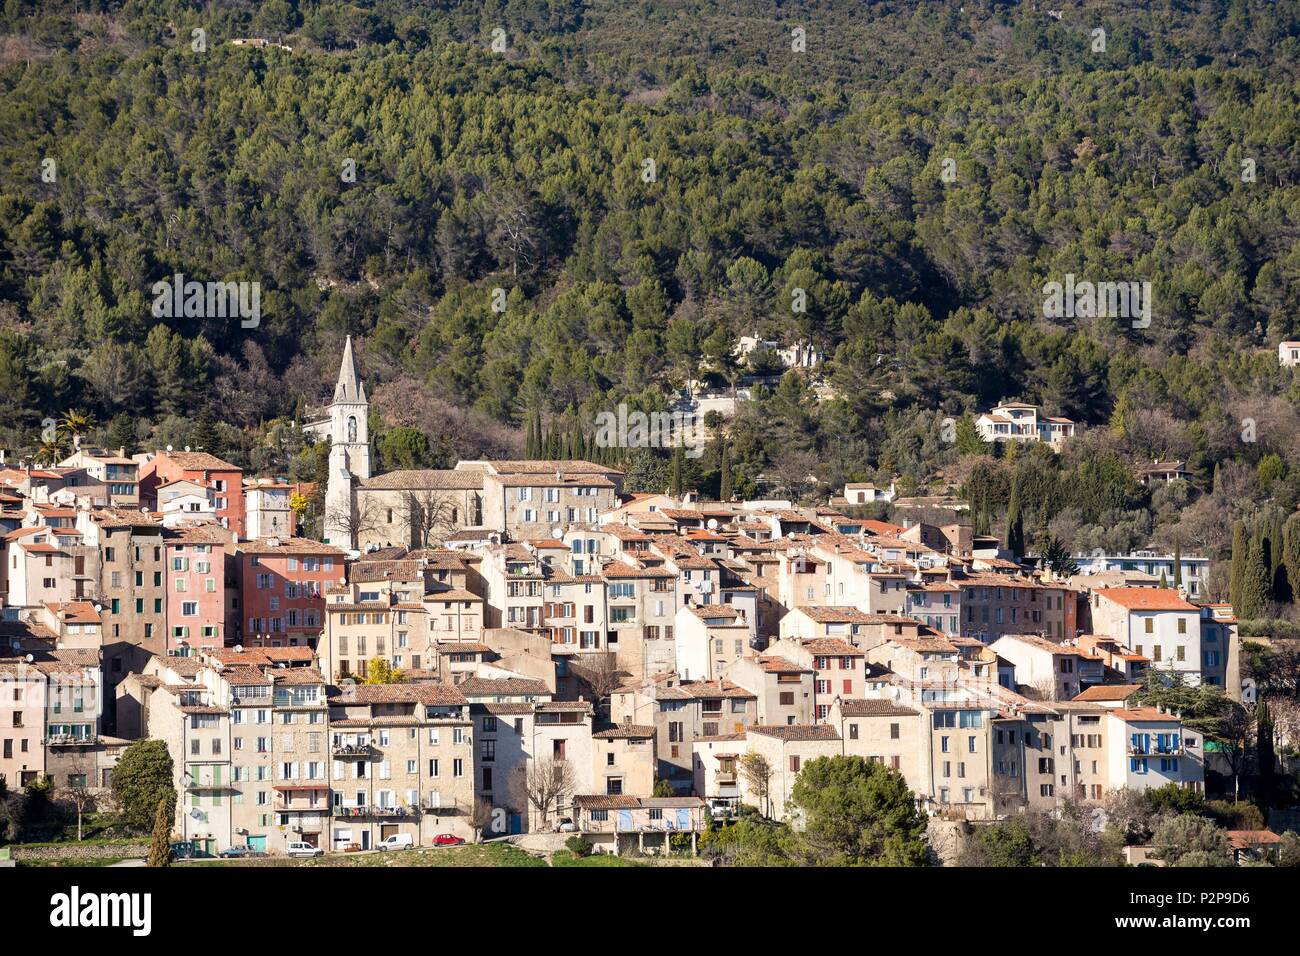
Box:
left=140, top=450, right=246, bottom=538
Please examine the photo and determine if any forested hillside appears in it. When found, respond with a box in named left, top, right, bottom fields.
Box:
left=1, top=0, right=1299, bottom=601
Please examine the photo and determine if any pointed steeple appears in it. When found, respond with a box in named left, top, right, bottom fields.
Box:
left=333, top=335, right=366, bottom=404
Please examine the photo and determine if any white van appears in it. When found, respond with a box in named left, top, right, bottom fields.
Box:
left=377, top=833, right=414, bottom=851
left=286, top=842, right=323, bottom=858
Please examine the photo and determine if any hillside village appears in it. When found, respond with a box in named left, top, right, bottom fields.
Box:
left=0, top=340, right=1257, bottom=863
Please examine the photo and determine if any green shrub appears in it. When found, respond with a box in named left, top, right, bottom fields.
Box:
left=564, top=835, right=593, bottom=858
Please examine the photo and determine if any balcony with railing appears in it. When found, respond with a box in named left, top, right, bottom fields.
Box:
left=273, top=786, right=330, bottom=811
left=331, top=804, right=419, bottom=819
left=331, top=742, right=375, bottom=758
left=44, top=732, right=98, bottom=746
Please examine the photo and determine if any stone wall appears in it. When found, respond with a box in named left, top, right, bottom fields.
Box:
left=10, top=842, right=148, bottom=862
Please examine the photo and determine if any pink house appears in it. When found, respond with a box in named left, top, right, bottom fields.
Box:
left=238, top=537, right=345, bottom=648
left=165, top=525, right=235, bottom=654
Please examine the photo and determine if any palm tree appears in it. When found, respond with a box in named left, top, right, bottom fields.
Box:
left=58, top=408, right=97, bottom=445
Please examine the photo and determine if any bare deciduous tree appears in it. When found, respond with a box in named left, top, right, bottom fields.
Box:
left=57, top=755, right=97, bottom=841
left=513, top=758, right=577, bottom=831
left=739, top=751, right=774, bottom=818
left=397, top=489, right=459, bottom=548
left=325, top=495, right=381, bottom=547
left=569, top=651, right=626, bottom=707
left=470, top=796, right=496, bottom=843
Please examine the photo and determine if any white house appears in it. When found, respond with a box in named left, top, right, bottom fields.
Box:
left=975, top=402, right=1075, bottom=446
left=1074, top=550, right=1209, bottom=597
left=1279, top=342, right=1300, bottom=367
left=1105, top=707, right=1204, bottom=793
left=1090, top=588, right=1203, bottom=685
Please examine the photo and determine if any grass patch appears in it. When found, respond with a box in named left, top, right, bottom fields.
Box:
left=551, top=850, right=640, bottom=867
left=192, top=842, right=547, bottom=868
left=18, top=857, right=129, bottom=867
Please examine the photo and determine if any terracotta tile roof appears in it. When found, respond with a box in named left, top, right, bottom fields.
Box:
left=272, top=669, right=324, bottom=685
left=747, top=724, right=841, bottom=741
left=592, top=724, right=656, bottom=739
left=158, top=450, right=241, bottom=471
left=1111, top=707, right=1181, bottom=723
left=757, top=656, right=810, bottom=674
left=456, top=676, right=550, bottom=697
left=800, top=638, right=865, bottom=656
left=1095, top=588, right=1198, bottom=612
left=1072, top=684, right=1141, bottom=702
left=1227, top=830, right=1282, bottom=849
left=837, top=698, right=920, bottom=717
left=238, top=536, right=345, bottom=556
left=794, top=606, right=874, bottom=624
left=359, top=469, right=486, bottom=491
left=332, top=683, right=468, bottom=705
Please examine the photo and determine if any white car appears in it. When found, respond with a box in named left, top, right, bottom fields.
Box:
left=556, top=818, right=576, bottom=832
left=286, top=842, right=324, bottom=858
left=377, top=833, right=414, bottom=851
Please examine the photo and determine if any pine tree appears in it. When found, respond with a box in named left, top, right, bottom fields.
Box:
left=190, top=410, right=220, bottom=457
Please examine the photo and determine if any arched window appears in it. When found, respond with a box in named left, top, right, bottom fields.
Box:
left=347, top=415, right=357, bottom=444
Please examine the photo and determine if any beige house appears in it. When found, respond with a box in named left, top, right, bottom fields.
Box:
left=674, top=603, right=751, bottom=680
left=738, top=724, right=842, bottom=821
left=326, top=682, right=476, bottom=848
left=725, top=654, right=814, bottom=725
left=828, top=697, right=924, bottom=785
left=611, top=673, right=757, bottom=790
left=571, top=794, right=707, bottom=856
left=591, top=724, right=657, bottom=798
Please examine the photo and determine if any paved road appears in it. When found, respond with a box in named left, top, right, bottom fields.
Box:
left=109, top=858, right=146, bottom=867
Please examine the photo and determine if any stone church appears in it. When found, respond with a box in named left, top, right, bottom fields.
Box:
left=315, top=338, right=623, bottom=552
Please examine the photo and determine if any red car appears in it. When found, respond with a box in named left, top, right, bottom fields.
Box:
left=433, top=834, right=466, bottom=847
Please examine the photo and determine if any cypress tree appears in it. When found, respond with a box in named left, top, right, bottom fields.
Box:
left=147, top=797, right=173, bottom=867
left=1230, top=520, right=1247, bottom=610
left=1241, top=533, right=1270, bottom=619
left=670, top=444, right=684, bottom=497
left=1257, top=698, right=1276, bottom=808
left=1004, top=476, right=1024, bottom=557
left=719, top=441, right=733, bottom=501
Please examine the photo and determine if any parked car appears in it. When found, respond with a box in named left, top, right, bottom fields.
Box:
left=286, top=842, right=324, bottom=858
left=707, top=798, right=736, bottom=819
left=377, top=833, right=414, bottom=851
left=555, top=818, right=576, bottom=832
left=169, top=841, right=196, bottom=860
left=217, top=845, right=264, bottom=859
left=433, top=833, right=466, bottom=847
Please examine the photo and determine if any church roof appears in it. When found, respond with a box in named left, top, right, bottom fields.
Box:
left=333, top=335, right=367, bottom=405
left=359, top=470, right=485, bottom=491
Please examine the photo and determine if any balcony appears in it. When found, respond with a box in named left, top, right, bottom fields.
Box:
left=331, top=743, right=374, bottom=757
left=331, top=804, right=423, bottom=819
left=1129, top=745, right=1184, bottom=757
left=44, top=733, right=98, bottom=747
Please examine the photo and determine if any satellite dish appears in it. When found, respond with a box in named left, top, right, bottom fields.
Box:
left=707, top=518, right=718, bottom=530
left=551, top=526, right=563, bottom=538
left=24, top=653, right=33, bottom=663
left=166, top=445, right=173, bottom=452
left=234, top=644, right=243, bottom=653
